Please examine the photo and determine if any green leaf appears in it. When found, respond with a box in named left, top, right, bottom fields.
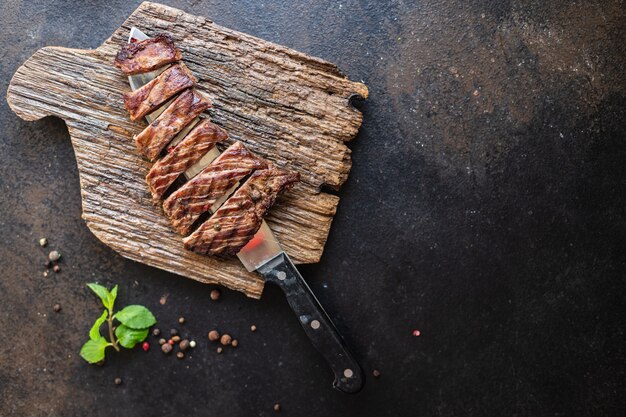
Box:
left=89, top=310, right=108, bottom=341
left=114, top=305, right=156, bottom=329
left=87, top=283, right=112, bottom=310
left=107, top=285, right=118, bottom=312
left=80, top=337, right=110, bottom=364
left=115, top=325, right=149, bottom=349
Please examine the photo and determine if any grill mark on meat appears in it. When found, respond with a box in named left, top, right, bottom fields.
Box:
left=114, top=33, right=182, bottom=75
left=124, top=64, right=196, bottom=121
left=134, top=89, right=211, bottom=161
left=146, top=119, right=228, bottom=201
left=183, top=166, right=300, bottom=256
left=163, top=141, right=268, bottom=236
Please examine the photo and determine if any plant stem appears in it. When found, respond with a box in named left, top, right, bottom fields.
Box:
left=107, top=310, right=120, bottom=351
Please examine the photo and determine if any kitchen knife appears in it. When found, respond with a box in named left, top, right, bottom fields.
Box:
left=127, top=28, right=363, bottom=393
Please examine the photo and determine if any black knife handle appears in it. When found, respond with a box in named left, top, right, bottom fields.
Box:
left=258, top=252, right=364, bottom=393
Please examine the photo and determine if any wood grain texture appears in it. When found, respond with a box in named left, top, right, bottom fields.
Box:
left=6, top=1, right=367, bottom=298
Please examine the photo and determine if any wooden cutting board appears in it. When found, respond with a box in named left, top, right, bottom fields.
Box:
left=6, top=1, right=368, bottom=299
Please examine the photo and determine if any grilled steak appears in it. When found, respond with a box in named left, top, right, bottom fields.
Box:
left=124, top=64, right=196, bottom=121
left=114, top=33, right=182, bottom=75
left=117, top=32, right=299, bottom=257
left=183, top=166, right=299, bottom=256
left=163, top=141, right=268, bottom=236
left=135, top=89, right=211, bottom=161
left=146, top=119, right=228, bottom=200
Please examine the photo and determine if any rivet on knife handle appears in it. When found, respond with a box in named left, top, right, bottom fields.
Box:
left=257, top=252, right=364, bottom=393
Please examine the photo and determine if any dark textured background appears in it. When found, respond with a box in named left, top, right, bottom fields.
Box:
left=1, top=1, right=625, bottom=416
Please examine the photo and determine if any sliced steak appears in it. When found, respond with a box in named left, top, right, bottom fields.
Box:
left=163, top=141, right=268, bottom=236
left=183, top=166, right=300, bottom=256
left=124, top=63, right=196, bottom=121
left=114, top=33, right=182, bottom=75
left=146, top=119, right=228, bottom=201
left=135, top=89, right=211, bottom=161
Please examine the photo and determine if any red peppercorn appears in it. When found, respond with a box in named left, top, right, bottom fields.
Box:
left=142, top=342, right=150, bottom=351
left=412, top=329, right=421, bottom=337
left=168, top=339, right=174, bottom=345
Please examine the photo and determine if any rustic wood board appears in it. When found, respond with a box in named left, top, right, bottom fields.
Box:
left=6, top=2, right=368, bottom=299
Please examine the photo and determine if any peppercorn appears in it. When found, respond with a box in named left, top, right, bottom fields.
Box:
left=179, top=340, right=190, bottom=352
left=152, top=328, right=161, bottom=337
left=220, top=334, right=232, bottom=346
left=172, top=335, right=181, bottom=343
left=208, top=330, right=220, bottom=342
left=158, top=338, right=166, bottom=345
left=44, top=260, right=52, bottom=268
left=189, top=340, right=196, bottom=348
left=372, top=369, right=381, bottom=378
left=52, top=264, right=61, bottom=273
left=273, top=403, right=281, bottom=412
left=161, top=343, right=173, bottom=354
left=43, top=271, right=49, bottom=278
left=48, top=250, right=61, bottom=262
left=216, top=347, right=223, bottom=354
left=168, top=339, right=174, bottom=345
left=178, top=317, right=185, bottom=325
left=250, top=325, right=257, bottom=332
left=210, top=289, right=221, bottom=301
left=231, top=339, right=238, bottom=348
left=170, top=328, right=178, bottom=336
left=142, top=342, right=150, bottom=352
left=53, top=303, right=61, bottom=313
left=39, top=238, right=48, bottom=247
left=114, top=377, right=122, bottom=385
left=176, top=352, right=185, bottom=360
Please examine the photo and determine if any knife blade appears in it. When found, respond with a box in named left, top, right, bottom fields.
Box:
left=127, top=28, right=363, bottom=393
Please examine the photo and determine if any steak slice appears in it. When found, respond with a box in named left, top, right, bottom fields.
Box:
left=135, top=89, right=211, bottom=161
left=183, top=166, right=300, bottom=256
left=146, top=119, right=228, bottom=201
left=114, top=33, right=182, bottom=75
left=163, top=141, right=268, bottom=236
left=124, top=63, right=196, bottom=121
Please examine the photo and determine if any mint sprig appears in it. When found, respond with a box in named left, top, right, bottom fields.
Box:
left=80, top=283, right=156, bottom=364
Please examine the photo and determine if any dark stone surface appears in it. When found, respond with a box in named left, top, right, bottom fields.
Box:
left=1, top=1, right=624, bottom=416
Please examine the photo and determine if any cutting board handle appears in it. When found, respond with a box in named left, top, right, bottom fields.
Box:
left=8, top=46, right=86, bottom=122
